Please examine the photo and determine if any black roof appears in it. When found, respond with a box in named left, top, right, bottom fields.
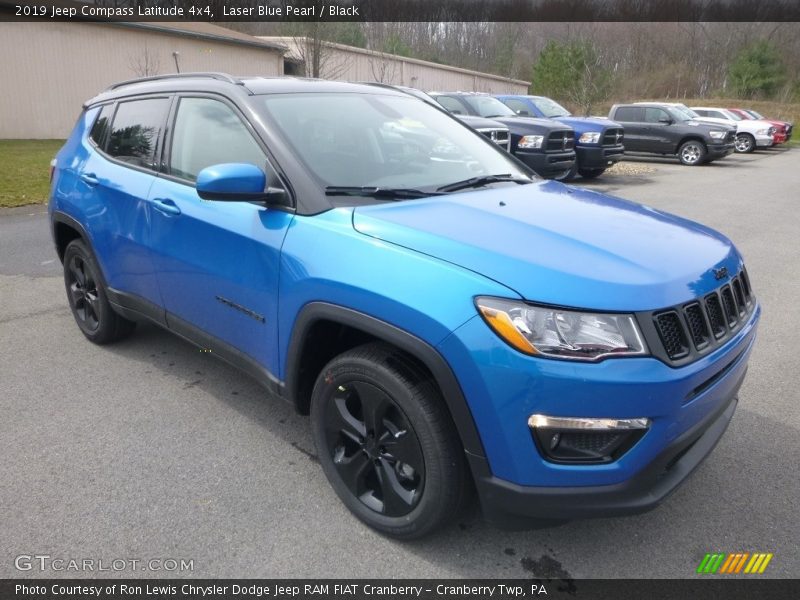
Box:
left=86, top=73, right=408, bottom=107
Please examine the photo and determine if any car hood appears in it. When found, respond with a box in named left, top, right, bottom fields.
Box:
left=555, top=116, right=621, bottom=132
left=456, top=114, right=508, bottom=130
left=685, top=119, right=736, bottom=132
left=491, top=115, right=572, bottom=132
left=352, top=181, right=740, bottom=311
left=692, top=116, right=734, bottom=127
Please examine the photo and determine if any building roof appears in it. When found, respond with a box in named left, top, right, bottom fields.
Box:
left=118, top=23, right=287, bottom=53
left=259, top=36, right=530, bottom=86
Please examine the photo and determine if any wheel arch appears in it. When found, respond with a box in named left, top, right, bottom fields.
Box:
left=52, top=211, right=90, bottom=263
left=676, top=135, right=708, bottom=151
left=284, top=302, right=487, bottom=458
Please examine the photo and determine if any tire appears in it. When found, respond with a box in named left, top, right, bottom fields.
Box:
left=678, top=140, right=707, bottom=166
left=578, top=168, right=605, bottom=179
left=62, top=239, right=135, bottom=344
left=734, top=133, right=755, bottom=153
left=310, top=342, right=469, bottom=539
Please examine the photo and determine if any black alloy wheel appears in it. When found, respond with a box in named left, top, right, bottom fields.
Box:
left=66, top=253, right=100, bottom=332
left=323, top=380, right=425, bottom=517
left=311, top=343, right=469, bottom=538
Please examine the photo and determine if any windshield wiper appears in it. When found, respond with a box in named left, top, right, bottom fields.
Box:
left=436, top=174, right=532, bottom=193
left=324, top=186, right=441, bottom=200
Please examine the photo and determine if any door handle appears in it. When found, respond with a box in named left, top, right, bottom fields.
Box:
left=152, top=198, right=181, bottom=216
left=80, top=173, right=98, bottom=186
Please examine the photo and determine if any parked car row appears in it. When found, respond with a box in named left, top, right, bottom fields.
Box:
left=394, top=87, right=791, bottom=177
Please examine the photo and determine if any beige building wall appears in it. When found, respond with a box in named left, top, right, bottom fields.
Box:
left=0, top=22, right=284, bottom=139
left=262, top=37, right=530, bottom=95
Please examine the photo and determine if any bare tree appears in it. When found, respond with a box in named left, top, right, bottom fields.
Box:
left=287, top=23, right=348, bottom=79
left=127, top=45, right=160, bottom=77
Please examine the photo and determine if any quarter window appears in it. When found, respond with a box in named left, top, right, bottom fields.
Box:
left=107, top=98, right=170, bottom=169
left=169, top=97, right=267, bottom=182
left=89, top=104, right=113, bottom=148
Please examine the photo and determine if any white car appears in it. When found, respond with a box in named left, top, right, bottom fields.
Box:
left=690, top=106, right=775, bottom=153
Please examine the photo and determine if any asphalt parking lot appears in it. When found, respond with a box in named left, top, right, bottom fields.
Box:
left=1, top=147, right=798, bottom=579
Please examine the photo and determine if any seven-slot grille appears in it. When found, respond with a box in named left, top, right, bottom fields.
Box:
left=651, top=269, right=754, bottom=363
left=602, top=128, right=624, bottom=146
left=546, top=130, right=575, bottom=152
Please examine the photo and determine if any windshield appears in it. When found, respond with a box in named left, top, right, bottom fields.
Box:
left=461, top=96, right=517, bottom=118
left=255, top=93, right=530, bottom=192
left=531, top=97, right=571, bottom=118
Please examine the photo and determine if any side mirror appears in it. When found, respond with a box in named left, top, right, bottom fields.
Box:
left=517, top=109, right=531, bottom=116
left=450, top=109, right=463, bottom=115
left=658, top=117, right=673, bottom=125
left=196, top=163, right=275, bottom=202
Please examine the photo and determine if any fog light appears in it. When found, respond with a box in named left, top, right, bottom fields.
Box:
left=529, top=414, right=650, bottom=464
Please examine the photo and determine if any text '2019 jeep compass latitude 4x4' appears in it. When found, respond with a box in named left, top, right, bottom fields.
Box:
left=50, top=74, right=760, bottom=538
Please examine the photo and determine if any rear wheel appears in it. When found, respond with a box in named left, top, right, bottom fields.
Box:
left=310, top=343, right=469, bottom=538
left=678, top=140, right=706, bottom=166
left=734, top=133, right=755, bottom=153
left=578, top=168, right=605, bottom=179
left=63, top=239, right=135, bottom=344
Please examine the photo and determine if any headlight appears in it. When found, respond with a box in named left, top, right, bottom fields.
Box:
left=757, top=128, right=770, bottom=135
left=709, top=130, right=727, bottom=140
left=578, top=132, right=601, bottom=144
left=476, top=297, right=648, bottom=362
left=518, top=135, right=544, bottom=149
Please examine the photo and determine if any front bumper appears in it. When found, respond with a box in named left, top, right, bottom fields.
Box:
left=576, top=144, right=624, bottom=170
left=754, top=133, right=775, bottom=148
left=516, top=149, right=576, bottom=179
left=470, top=390, right=739, bottom=526
left=438, top=302, right=759, bottom=525
left=707, top=142, right=735, bottom=159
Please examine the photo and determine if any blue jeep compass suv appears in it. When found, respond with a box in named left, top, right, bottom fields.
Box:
left=49, top=74, right=760, bottom=538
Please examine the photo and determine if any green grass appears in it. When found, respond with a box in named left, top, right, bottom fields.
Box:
left=0, top=140, right=65, bottom=208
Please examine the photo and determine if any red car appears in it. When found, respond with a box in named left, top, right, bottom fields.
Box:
left=728, top=108, right=792, bottom=145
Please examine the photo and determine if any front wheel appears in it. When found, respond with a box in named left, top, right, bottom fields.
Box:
left=578, top=168, right=606, bottom=179
left=678, top=140, right=707, bottom=166
left=310, top=343, right=469, bottom=539
left=734, top=133, right=755, bottom=153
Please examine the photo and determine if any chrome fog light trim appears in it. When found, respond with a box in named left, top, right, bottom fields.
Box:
left=528, top=414, right=650, bottom=431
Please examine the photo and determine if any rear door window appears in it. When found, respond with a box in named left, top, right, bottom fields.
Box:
left=614, top=107, right=644, bottom=122
left=107, top=98, right=171, bottom=170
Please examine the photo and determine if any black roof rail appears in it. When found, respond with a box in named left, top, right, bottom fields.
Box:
left=105, top=72, right=240, bottom=91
